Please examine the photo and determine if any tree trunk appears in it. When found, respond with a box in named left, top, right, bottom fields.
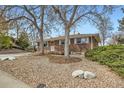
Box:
left=102, top=37, right=105, bottom=46
left=16, top=29, right=19, bottom=39
left=39, top=29, right=44, bottom=55
left=38, top=6, right=45, bottom=55
left=102, top=40, right=105, bottom=46
left=64, top=27, right=70, bottom=59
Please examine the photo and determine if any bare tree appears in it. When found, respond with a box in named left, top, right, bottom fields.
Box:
left=94, top=16, right=113, bottom=46
left=2, top=5, right=50, bottom=55
left=52, top=5, right=114, bottom=59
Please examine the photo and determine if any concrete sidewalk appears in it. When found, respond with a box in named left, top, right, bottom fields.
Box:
left=0, top=70, right=30, bottom=88
left=0, top=52, right=31, bottom=57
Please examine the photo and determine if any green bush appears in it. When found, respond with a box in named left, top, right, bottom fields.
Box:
left=0, top=34, right=12, bottom=49
left=16, top=32, right=29, bottom=49
left=85, top=45, right=124, bottom=78
left=85, top=45, right=124, bottom=63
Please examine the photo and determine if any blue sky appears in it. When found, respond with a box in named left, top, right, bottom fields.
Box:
left=8, top=6, right=124, bottom=38
left=51, top=6, right=124, bottom=37
left=76, top=6, right=124, bottom=34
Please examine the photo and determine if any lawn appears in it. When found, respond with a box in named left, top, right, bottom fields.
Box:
left=85, top=44, right=124, bottom=78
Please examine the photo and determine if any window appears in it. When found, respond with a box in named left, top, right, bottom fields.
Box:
left=76, top=38, right=88, bottom=44
left=70, top=39, right=74, bottom=44
left=81, top=38, right=87, bottom=43
left=76, top=38, right=81, bottom=44
left=44, top=41, right=48, bottom=47
left=61, top=40, right=65, bottom=45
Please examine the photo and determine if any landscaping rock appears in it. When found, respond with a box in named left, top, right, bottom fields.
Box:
left=84, top=71, right=96, bottom=79
left=78, top=74, right=84, bottom=79
left=8, top=56, right=16, bottom=61
left=0, top=57, right=8, bottom=61
left=0, top=56, right=16, bottom=61
left=72, top=70, right=84, bottom=78
left=37, top=84, right=47, bottom=88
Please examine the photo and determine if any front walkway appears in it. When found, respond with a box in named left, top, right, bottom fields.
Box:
left=0, top=70, right=30, bottom=88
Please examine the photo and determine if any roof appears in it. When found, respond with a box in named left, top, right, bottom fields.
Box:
left=38, top=33, right=100, bottom=42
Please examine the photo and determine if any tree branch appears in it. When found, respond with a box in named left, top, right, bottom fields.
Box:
left=6, top=15, right=40, bottom=31
left=40, top=6, right=45, bottom=32
left=83, top=15, right=100, bottom=27
left=71, top=11, right=91, bottom=26
left=69, top=5, right=78, bottom=25
left=52, top=6, right=66, bottom=23
left=23, top=5, right=37, bottom=24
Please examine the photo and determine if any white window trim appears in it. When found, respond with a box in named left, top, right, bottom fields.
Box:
left=59, top=40, right=61, bottom=45
left=86, top=38, right=89, bottom=43
left=69, top=39, right=71, bottom=45
left=60, top=40, right=65, bottom=45
left=44, top=41, right=48, bottom=47
left=46, top=41, right=48, bottom=47
left=76, top=38, right=82, bottom=44
left=74, top=38, right=77, bottom=44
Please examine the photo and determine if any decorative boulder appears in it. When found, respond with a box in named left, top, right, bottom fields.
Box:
left=8, top=56, right=16, bottom=61
left=78, top=74, right=84, bottom=79
left=0, top=57, right=9, bottom=61
left=72, top=70, right=84, bottom=78
left=0, top=56, right=16, bottom=61
left=84, top=71, right=96, bottom=79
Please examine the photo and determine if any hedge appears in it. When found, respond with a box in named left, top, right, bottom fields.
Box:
left=85, top=44, right=124, bottom=78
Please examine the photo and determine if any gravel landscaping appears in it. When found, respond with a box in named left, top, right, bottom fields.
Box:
left=47, top=55, right=82, bottom=64
left=0, top=55, right=124, bottom=88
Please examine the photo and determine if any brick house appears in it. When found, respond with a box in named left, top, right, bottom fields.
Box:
left=37, top=33, right=100, bottom=54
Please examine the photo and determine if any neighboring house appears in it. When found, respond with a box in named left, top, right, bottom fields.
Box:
left=36, top=33, right=100, bottom=54
left=117, top=34, right=124, bottom=44
left=111, top=32, right=124, bottom=45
